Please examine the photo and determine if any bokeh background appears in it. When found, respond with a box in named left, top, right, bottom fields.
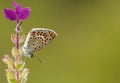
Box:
left=0, top=0, right=120, bottom=83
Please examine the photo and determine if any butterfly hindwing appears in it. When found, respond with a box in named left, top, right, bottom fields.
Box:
left=25, top=28, right=57, bottom=53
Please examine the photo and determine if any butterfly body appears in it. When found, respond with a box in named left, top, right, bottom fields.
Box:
left=22, top=28, right=57, bottom=58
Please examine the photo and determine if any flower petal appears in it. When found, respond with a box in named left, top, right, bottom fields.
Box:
left=13, top=1, right=22, bottom=15
left=4, top=8, right=17, bottom=21
left=18, top=7, right=31, bottom=20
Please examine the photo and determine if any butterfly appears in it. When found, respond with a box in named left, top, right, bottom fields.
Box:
left=22, top=28, right=57, bottom=58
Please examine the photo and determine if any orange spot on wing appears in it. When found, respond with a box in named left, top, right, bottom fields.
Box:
left=37, top=32, right=39, bottom=35
left=31, top=31, right=36, bottom=36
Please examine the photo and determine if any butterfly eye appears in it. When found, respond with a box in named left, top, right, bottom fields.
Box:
left=30, top=53, right=34, bottom=58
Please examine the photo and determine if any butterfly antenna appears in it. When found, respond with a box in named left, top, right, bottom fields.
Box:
left=36, top=56, right=46, bottom=63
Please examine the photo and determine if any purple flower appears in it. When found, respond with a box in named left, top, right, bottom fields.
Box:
left=4, top=1, right=31, bottom=21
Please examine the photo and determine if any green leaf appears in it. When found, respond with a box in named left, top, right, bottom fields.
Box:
left=6, top=69, right=15, bottom=79
left=17, top=64, right=23, bottom=70
left=9, top=79, right=17, bottom=83
left=21, top=68, right=29, bottom=80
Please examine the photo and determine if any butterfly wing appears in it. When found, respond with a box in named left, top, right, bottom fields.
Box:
left=24, top=28, right=57, bottom=54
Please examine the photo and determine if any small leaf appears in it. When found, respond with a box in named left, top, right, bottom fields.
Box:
left=9, top=79, right=17, bottom=83
left=21, top=79, right=27, bottom=83
left=16, top=63, right=24, bottom=70
left=20, top=68, right=29, bottom=81
left=12, top=47, right=19, bottom=57
left=12, top=47, right=23, bottom=58
left=11, top=33, right=16, bottom=43
left=2, top=55, right=15, bottom=70
left=6, top=69, right=15, bottom=79
left=17, top=64, right=22, bottom=69
left=19, top=47, right=23, bottom=55
left=19, top=34, right=25, bottom=43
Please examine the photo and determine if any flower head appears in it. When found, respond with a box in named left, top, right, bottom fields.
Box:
left=3, top=1, right=30, bottom=83
left=4, top=0, right=31, bottom=22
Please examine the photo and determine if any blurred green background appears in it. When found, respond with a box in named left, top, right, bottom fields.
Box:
left=0, top=0, right=120, bottom=83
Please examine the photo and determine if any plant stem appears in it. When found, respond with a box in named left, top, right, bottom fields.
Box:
left=16, top=32, right=19, bottom=50
left=15, top=21, right=21, bottom=83
left=16, top=70, right=20, bottom=83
